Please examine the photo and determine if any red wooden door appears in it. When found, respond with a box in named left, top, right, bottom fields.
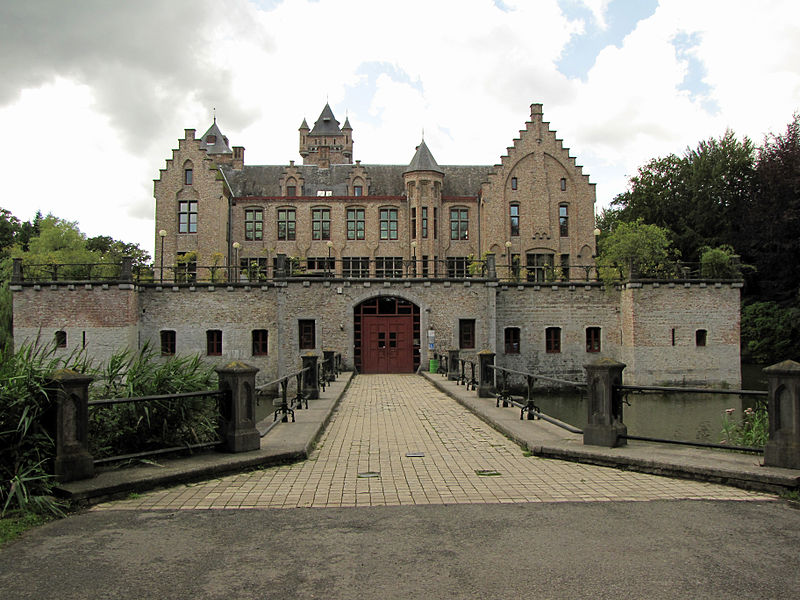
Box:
left=362, top=315, right=414, bottom=373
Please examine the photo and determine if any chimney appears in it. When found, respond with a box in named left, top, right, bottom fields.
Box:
left=233, top=146, right=245, bottom=170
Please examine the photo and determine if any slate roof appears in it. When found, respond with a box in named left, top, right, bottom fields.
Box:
left=405, top=139, right=444, bottom=175
left=200, top=120, right=233, bottom=155
left=220, top=163, right=492, bottom=198
left=309, top=103, right=342, bottom=136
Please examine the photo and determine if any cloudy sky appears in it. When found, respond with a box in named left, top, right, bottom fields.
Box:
left=1, top=0, right=798, bottom=257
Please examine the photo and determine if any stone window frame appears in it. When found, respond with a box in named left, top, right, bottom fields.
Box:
left=411, top=207, right=417, bottom=239
left=586, top=327, right=601, bottom=353
left=252, top=329, right=269, bottom=356
left=560, top=177, right=567, bottom=191
left=511, top=177, right=518, bottom=190
left=510, top=203, right=520, bottom=237
left=545, top=327, right=561, bottom=354
left=347, top=207, right=365, bottom=240
left=244, top=207, right=263, bottom=241
left=450, top=206, right=469, bottom=241
left=312, top=206, right=331, bottom=240
left=285, top=177, right=298, bottom=197
left=504, top=327, right=520, bottom=354
left=459, top=319, right=476, bottom=350
left=277, top=207, right=296, bottom=241
left=379, top=207, right=399, bottom=241
left=178, top=200, right=198, bottom=234
left=421, top=207, right=428, bottom=239
left=206, top=329, right=222, bottom=356
left=160, top=330, right=176, bottom=356
left=183, top=159, right=193, bottom=186
left=299, top=319, right=316, bottom=350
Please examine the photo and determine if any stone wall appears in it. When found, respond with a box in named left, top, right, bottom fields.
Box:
left=12, top=280, right=742, bottom=387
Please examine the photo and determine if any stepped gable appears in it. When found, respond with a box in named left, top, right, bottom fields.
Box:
left=483, top=103, right=594, bottom=190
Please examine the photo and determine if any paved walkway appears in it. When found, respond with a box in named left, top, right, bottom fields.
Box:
left=96, top=374, right=773, bottom=510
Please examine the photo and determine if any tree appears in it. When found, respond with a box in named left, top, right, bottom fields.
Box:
left=596, top=220, right=675, bottom=282
left=0, top=208, right=21, bottom=253
left=611, top=131, right=756, bottom=263
left=740, top=114, right=800, bottom=301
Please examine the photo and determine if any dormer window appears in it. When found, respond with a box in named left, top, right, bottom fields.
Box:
left=206, top=134, right=217, bottom=144
left=317, top=190, right=332, bottom=197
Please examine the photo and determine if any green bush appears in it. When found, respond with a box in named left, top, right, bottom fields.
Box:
left=721, top=404, right=769, bottom=449
left=88, top=344, right=219, bottom=459
left=0, top=343, right=88, bottom=517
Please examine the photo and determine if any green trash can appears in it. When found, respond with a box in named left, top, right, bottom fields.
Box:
left=429, top=358, right=439, bottom=373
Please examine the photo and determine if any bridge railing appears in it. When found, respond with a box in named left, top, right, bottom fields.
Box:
left=443, top=352, right=800, bottom=470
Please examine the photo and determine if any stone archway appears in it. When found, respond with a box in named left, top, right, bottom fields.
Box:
left=354, top=296, right=420, bottom=373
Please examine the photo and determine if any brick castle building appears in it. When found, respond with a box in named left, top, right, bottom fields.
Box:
left=12, top=103, right=742, bottom=385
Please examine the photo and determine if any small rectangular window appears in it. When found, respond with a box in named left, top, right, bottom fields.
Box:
left=353, top=185, right=363, bottom=196
left=206, top=330, right=222, bottom=356
left=299, top=319, right=316, bottom=350
left=252, top=329, right=269, bottom=356
left=696, top=329, right=707, bottom=347
left=286, top=185, right=297, bottom=197
left=245, top=208, right=263, bottom=241
left=160, top=330, right=176, bottom=356
left=511, top=177, right=517, bottom=190
left=184, top=169, right=193, bottom=185
left=560, top=177, right=567, bottom=191
left=504, top=328, right=520, bottom=354
left=459, top=319, right=476, bottom=349
left=278, top=209, right=296, bottom=241
left=421, top=207, right=428, bottom=238
left=312, top=208, right=331, bottom=240
left=586, top=327, right=601, bottom=353
left=411, top=207, right=416, bottom=239
left=545, top=327, right=561, bottom=353
left=347, top=208, right=365, bottom=240
left=55, top=330, right=67, bottom=348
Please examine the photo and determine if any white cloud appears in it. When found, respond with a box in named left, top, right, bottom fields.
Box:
left=0, top=0, right=797, bottom=254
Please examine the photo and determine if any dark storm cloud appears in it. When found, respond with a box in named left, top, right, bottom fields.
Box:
left=0, top=0, right=270, bottom=148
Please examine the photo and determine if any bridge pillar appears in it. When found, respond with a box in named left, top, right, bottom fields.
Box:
left=478, top=351, right=495, bottom=398
left=49, top=369, right=95, bottom=482
left=302, top=353, right=320, bottom=400
left=583, top=358, right=627, bottom=447
left=216, top=362, right=261, bottom=453
left=763, top=360, right=800, bottom=469
left=447, top=350, right=460, bottom=381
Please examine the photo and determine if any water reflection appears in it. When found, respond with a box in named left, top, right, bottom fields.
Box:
left=534, top=390, right=745, bottom=444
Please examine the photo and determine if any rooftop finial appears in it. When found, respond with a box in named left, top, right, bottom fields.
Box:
left=213, top=107, right=216, bottom=124
left=422, top=128, right=425, bottom=141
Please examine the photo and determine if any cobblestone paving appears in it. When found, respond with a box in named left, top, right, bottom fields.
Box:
left=97, top=375, right=774, bottom=510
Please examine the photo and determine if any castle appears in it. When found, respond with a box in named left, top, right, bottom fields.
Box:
left=11, top=103, right=742, bottom=385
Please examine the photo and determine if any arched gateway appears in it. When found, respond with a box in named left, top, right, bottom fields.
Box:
left=354, top=296, right=420, bottom=373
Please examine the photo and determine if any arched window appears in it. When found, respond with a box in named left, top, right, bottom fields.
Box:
left=286, top=177, right=297, bottom=197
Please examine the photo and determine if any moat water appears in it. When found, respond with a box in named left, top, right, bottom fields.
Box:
left=532, top=363, right=768, bottom=444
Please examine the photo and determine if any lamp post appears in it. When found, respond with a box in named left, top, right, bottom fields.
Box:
left=159, top=229, right=167, bottom=283
left=232, top=242, right=240, bottom=282
left=326, top=240, right=333, bottom=275
left=411, top=241, right=417, bottom=277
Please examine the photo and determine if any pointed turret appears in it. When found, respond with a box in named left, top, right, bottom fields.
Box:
left=405, top=139, right=444, bottom=175
left=200, top=119, right=232, bottom=155
left=301, top=103, right=353, bottom=167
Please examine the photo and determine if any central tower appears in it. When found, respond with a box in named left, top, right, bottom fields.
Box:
left=299, top=104, right=353, bottom=167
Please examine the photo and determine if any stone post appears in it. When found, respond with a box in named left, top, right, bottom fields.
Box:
left=323, top=350, right=335, bottom=382
left=583, top=358, right=627, bottom=447
left=49, top=369, right=95, bottom=482
left=215, top=362, right=261, bottom=453
left=120, top=256, right=133, bottom=282
left=478, top=350, right=495, bottom=398
left=763, top=360, right=800, bottom=469
left=12, top=257, right=22, bottom=283
left=485, top=253, right=496, bottom=279
left=302, top=353, right=320, bottom=400
left=447, top=349, right=459, bottom=381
